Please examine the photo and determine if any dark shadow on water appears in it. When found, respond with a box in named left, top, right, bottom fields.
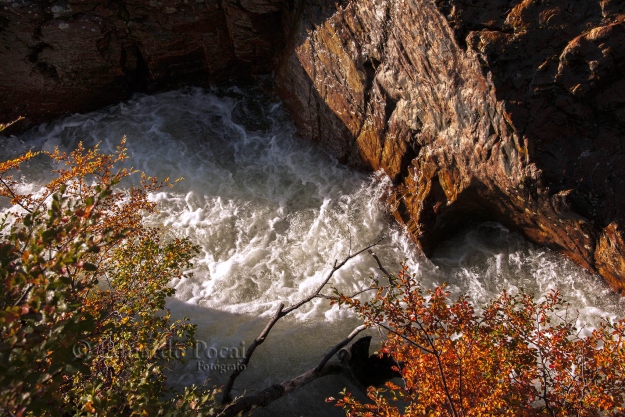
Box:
left=164, top=298, right=370, bottom=417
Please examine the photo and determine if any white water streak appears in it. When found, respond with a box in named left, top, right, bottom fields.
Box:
left=2, top=86, right=623, bottom=403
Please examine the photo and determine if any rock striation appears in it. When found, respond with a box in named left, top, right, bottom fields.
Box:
left=1, top=0, right=624, bottom=290
left=275, top=0, right=625, bottom=291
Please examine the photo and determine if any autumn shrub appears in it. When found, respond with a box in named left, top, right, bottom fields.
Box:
left=333, top=266, right=625, bottom=416
left=4, top=122, right=625, bottom=417
left=0, top=139, right=219, bottom=416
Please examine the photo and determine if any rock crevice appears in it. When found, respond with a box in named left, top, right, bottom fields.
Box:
left=276, top=0, right=625, bottom=290
left=1, top=0, right=624, bottom=290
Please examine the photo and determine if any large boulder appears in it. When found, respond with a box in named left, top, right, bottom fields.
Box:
left=276, top=0, right=625, bottom=291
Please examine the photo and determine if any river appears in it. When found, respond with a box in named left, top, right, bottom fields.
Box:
left=2, top=85, right=623, bottom=415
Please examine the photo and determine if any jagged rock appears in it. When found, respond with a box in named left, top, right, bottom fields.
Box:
left=1, top=0, right=624, bottom=291
left=276, top=0, right=625, bottom=291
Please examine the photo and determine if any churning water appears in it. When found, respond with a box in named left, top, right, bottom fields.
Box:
left=2, top=86, right=624, bottom=414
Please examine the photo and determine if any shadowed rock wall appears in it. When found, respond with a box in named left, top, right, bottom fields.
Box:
left=275, top=0, right=625, bottom=291
left=2, top=0, right=624, bottom=290
left=0, top=0, right=283, bottom=131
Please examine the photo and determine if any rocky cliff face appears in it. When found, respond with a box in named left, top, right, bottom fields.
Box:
left=275, top=0, right=625, bottom=291
left=2, top=0, right=624, bottom=290
left=0, top=0, right=283, bottom=131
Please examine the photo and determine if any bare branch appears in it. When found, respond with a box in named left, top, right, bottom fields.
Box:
left=314, top=324, right=367, bottom=373
left=218, top=325, right=367, bottom=417
left=221, top=236, right=385, bottom=404
left=283, top=236, right=385, bottom=315
left=222, top=303, right=284, bottom=403
left=368, top=249, right=393, bottom=282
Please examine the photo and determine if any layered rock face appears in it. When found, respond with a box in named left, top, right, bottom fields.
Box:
left=2, top=0, right=624, bottom=290
left=276, top=0, right=625, bottom=290
left=0, top=0, right=283, bottom=131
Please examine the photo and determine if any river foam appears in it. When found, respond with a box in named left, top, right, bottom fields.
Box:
left=2, top=86, right=624, bottom=412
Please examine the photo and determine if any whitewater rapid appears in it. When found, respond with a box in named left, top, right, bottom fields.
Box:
left=2, top=86, right=623, bottom=414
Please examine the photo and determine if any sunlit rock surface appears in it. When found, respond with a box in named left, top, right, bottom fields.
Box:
left=275, top=0, right=625, bottom=291
left=1, top=0, right=624, bottom=290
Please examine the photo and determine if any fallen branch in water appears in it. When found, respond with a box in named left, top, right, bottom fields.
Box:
left=218, top=324, right=367, bottom=417
left=221, top=236, right=385, bottom=404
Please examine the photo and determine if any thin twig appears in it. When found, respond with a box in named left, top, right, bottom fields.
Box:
left=13, top=284, right=33, bottom=307
left=0, top=178, right=32, bottom=213
left=0, top=115, right=25, bottom=130
left=374, top=322, right=435, bottom=355
left=316, top=285, right=376, bottom=301
left=283, top=236, right=385, bottom=315
left=368, top=249, right=393, bottom=282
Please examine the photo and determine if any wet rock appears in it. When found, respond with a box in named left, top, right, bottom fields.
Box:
left=276, top=0, right=625, bottom=291
left=1, top=0, right=624, bottom=291
left=338, top=336, right=400, bottom=387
